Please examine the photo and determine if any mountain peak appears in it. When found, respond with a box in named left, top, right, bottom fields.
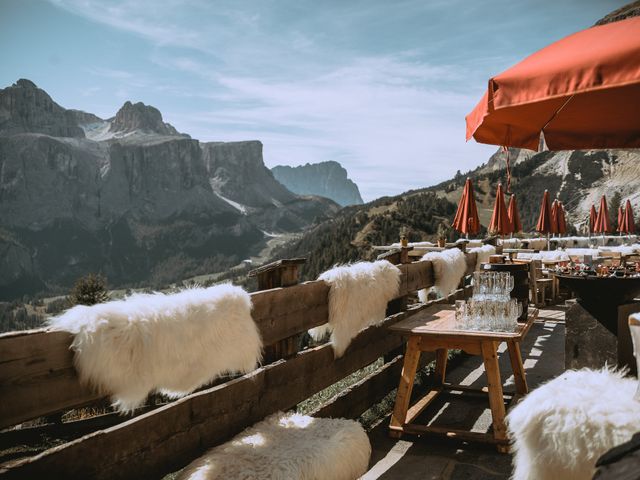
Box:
left=14, top=78, right=38, bottom=89
left=271, top=161, right=364, bottom=206
left=0, top=78, right=85, bottom=138
left=109, top=100, right=180, bottom=136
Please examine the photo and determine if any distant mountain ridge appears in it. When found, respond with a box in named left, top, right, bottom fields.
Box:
left=271, top=161, right=364, bottom=207
left=0, top=79, right=338, bottom=300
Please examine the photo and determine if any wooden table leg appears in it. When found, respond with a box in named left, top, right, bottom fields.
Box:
left=435, top=348, right=448, bottom=385
left=507, top=340, right=528, bottom=394
left=481, top=340, right=509, bottom=452
left=389, top=336, right=422, bottom=438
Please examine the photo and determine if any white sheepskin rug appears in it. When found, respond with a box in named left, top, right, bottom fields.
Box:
left=309, top=261, right=400, bottom=357
left=469, top=244, right=496, bottom=271
left=507, top=368, right=640, bottom=480
left=500, top=238, right=523, bottom=249
left=49, top=284, right=262, bottom=412
left=516, top=250, right=570, bottom=262
left=178, top=412, right=371, bottom=480
left=418, top=248, right=467, bottom=301
left=523, top=238, right=548, bottom=250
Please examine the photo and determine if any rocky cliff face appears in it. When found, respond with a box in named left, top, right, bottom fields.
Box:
left=0, top=80, right=336, bottom=300
left=271, top=161, right=364, bottom=207
left=109, top=101, right=181, bottom=136
left=0, top=79, right=84, bottom=138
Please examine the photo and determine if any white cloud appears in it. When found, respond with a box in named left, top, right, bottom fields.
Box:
left=49, top=0, right=504, bottom=200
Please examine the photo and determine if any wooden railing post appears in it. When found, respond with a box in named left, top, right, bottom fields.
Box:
left=249, top=258, right=307, bottom=363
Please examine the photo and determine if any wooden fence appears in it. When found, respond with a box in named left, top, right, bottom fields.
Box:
left=0, top=252, right=477, bottom=479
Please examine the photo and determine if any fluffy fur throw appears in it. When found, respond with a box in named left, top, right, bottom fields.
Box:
left=500, top=238, right=522, bottom=248
left=49, top=284, right=262, bottom=412
left=178, top=412, right=371, bottom=480
left=309, top=261, right=400, bottom=357
left=516, top=251, right=570, bottom=262
left=469, top=244, right=496, bottom=271
left=523, top=238, right=548, bottom=250
left=507, top=368, right=640, bottom=480
left=564, top=248, right=601, bottom=260
left=418, top=248, right=467, bottom=301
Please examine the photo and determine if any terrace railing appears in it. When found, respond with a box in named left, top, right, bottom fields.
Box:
left=0, top=251, right=477, bottom=479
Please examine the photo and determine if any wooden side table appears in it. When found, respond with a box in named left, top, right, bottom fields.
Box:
left=388, top=305, right=538, bottom=452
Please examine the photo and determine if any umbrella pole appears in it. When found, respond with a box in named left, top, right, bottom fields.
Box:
left=547, top=233, right=550, bottom=251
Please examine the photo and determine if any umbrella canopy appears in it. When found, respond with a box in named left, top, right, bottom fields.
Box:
left=594, top=195, right=612, bottom=234
left=620, top=199, right=636, bottom=234
left=452, top=178, right=480, bottom=236
left=589, top=205, right=598, bottom=234
left=536, top=190, right=555, bottom=234
left=507, top=194, right=522, bottom=233
left=617, top=206, right=625, bottom=232
left=488, top=183, right=512, bottom=235
left=551, top=200, right=560, bottom=234
left=466, top=16, right=640, bottom=151
left=557, top=202, right=568, bottom=235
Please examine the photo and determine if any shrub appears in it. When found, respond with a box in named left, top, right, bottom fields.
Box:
left=68, top=273, right=109, bottom=306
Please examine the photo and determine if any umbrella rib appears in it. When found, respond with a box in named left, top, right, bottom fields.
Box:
left=540, top=94, right=575, bottom=134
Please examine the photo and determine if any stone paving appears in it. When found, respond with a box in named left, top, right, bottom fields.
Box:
left=363, top=307, right=567, bottom=480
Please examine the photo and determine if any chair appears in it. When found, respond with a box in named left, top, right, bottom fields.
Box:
left=517, top=259, right=553, bottom=306
left=601, top=251, right=622, bottom=267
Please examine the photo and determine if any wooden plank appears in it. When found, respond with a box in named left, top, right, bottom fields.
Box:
left=388, top=336, right=422, bottom=438
left=506, top=340, right=528, bottom=394
left=313, top=355, right=403, bottom=420
left=312, top=351, right=436, bottom=421
left=0, top=330, right=103, bottom=430
left=481, top=340, right=508, bottom=452
left=399, top=261, right=434, bottom=295
left=393, top=424, right=509, bottom=445
left=0, top=306, right=422, bottom=479
left=251, top=280, right=330, bottom=344
left=405, top=388, right=442, bottom=425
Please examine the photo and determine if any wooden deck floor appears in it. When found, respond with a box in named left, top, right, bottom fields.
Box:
left=363, top=306, right=567, bottom=480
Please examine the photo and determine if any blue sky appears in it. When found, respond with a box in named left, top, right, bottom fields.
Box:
left=0, top=0, right=625, bottom=201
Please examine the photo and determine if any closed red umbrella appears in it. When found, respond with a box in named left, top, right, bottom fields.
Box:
left=557, top=202, right=568, bottom=235
left=536, top=190, right=554, bottom=233
left=594, top=195, right=612, bottom=234
left=489, top=183, right=512, bottom=236
left=617, top=206, right=625, bottom=233
left=550, top=200, right=560, bottom=235
left=589, top=205, right=598, bottom=234
left=620, top=199, right=636, bottom=234
left=452, top=178, right=480, bottom=237
left=467, top=16, right=640, bottom=151
left=507, top=194, right=522, bottom=233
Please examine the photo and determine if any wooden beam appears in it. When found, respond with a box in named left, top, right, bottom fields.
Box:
left=312, top=355, right=404, bottom=420
left=0, top=305, right=431, bottom=480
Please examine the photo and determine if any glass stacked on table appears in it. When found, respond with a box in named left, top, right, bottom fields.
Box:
left=454, top=272, right=523, bottom=332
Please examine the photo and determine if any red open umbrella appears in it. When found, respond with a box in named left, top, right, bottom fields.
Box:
left=620, top=199, right=636, bottom=234
left=594, top=195, right=612, bottom=234
left=466, top=16, right=640, bottom=151
left=557, top=202, right=568, bottom=235
left=617, top=206, right=625, bottom=233
left=452, top=178, right=480, bottom=237
left=589, top=205, right=598, bottom=235
left=489, top=183, right=512, bottom=236
left=507, top=194, right=522, bottom=233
